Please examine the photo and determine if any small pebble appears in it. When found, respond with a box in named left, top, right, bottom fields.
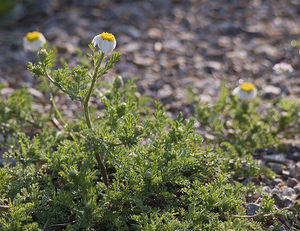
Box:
left=272, top=194, right=285, bottom=208
left=271, top=187, right=281, bottom=195
left=268, top=163, right=284, bottom=174
left=264, top=154, right=287, bottom=164
left=294, top=185, right=300, bottom=194
left=282, top=170, right=290, bottom=176
left=288, top=152, right=300, bottom=161
left=282, top=187, right=295, bottom=198
left=262, top=186, right=271, bottom=195
left=247, top=203, right=260, bottom=216
left=283, top=198, right=292, bottom=207
left=270, top=178, right=282, bottom=187
left=287, top=177, right=298, bottom=187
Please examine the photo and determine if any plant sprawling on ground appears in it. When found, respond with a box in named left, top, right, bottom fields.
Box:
left=0, top=36, right=299, bottom=230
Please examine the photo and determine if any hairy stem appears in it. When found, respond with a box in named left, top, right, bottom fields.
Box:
left=50, top=93, right=77, bottom=142
left=83, top=52, right=109, bottom=186
left=83, top=52, right=104, bottom=129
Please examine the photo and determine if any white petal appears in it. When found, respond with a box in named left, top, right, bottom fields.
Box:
left=232, top=87, right=240, bottom=96
left=92, top=35, right=99, bottom=47
left=249, top=88, right=257, bottom=99
left=101, top=39, right=110, bottom=53
left=108, top=40, right=116, bottom=52
left=239, top=91, right=249, bottom=100
left=38, top=33, right=46, bottom=45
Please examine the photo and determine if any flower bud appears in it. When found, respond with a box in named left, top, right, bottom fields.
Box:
left=113, top=75, right=124, bottom=89
left=38, top=49, right=48, bottom=61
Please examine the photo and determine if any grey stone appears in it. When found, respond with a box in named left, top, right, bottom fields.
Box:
left=264, top=154, right=287, bottom=164
left=270, top=178, right=282, bottom=187
left=120, top=42, right=140, bottom=53
left=147, top=28, right=163, bottom=39
left=133, top=55, right=155, bottom=67
left=272, top=194, right=285, bottom=208
left=290, top=165, right=300, bottom=180
left=124, top=26, right=141, bottom=39
left=28, top=88, right=44, bottom=100
left=247, top=203, right=260, bottom=216
left=157, top=84, right=173, bottom=99
left=282, top=187, right=295, bottom=198
left=268, top=163, right=284, bottom=174
left=283, top=198, right=292, bottom=207
left=56, top=42, right=77, bottom=54
left=205, top=61, right=222, bottom=71
left=1, top=87, right=14, bottom=96
left=271, top=187, right=281, bottom=195
left=287, top=177, right=298, bottom=187
left=254, top=44, right=278, bottom=57
left=288, top=152, right=300, bottom=161
left=294, top=185, right=300, bottom=194
left=263, top=85, right=281, bottom=95
left=262, top=186, right=271, bottom=195
left=282, top=170, right=290, bottom=176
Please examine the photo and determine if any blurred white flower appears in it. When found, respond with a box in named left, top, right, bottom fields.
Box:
left=23, top=31, right=46, bottom=52
left=92, top=32, right=116, bottom=53
left=233, top=82, right=257, bottom=100
left=272, top=62, right=294, bottom=75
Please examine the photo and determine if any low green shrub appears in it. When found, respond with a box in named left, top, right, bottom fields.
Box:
left=194, top=79, right=300, bottom=154
left=0, top=35, right=299, bottom=230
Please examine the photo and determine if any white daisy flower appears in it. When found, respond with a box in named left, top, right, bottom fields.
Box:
left=92, top=32, right=116, bottom=53
left=233, top=82, right=257, bottom=101
left=272, top=62, right=294, bottom=75
left=23, top=31, right=46, bottom=52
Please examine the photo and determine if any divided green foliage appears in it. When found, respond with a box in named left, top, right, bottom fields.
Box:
left=0, top=87, right=47, bottom=151
left=276, top=98, right=300, bottom=134
left=194, top=79, right=299, bottom=154
left=0, top=77, right=262, bottom=230
left=0, top=49, right=298, bottom=230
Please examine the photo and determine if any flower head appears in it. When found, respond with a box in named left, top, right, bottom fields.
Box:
left=23, top=31, right=46, bottom=52
left=92, top=32, right=116, bottom=53
left=233, top=82, right=257, bottom=100
left=272, top=62, right=294, bottom=75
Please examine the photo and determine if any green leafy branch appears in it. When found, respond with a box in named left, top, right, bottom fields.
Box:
left=27, top=45, right=121, bottom=186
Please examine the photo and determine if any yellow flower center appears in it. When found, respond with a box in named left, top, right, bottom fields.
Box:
left=240, top=82, right=255, bottom=92
left=99, top=32, right=115, bottom=42
left=26, top=31, right=41, bottom=42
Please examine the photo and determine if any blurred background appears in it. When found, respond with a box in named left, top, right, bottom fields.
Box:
left=0, top=0, right=299, bottom=116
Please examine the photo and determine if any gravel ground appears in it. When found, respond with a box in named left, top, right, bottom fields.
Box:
left=0, top=0, right=299, bottom=229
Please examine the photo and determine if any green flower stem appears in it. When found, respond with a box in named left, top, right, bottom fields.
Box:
left=241, top=101, right=249, bottom=113
left=50, top=93, right=66, bottom=125
left=50, top=93, right=77, bottom=142
left=83, top=52, right=109, bottom=186
left=83, top=52, right=104, bottom=130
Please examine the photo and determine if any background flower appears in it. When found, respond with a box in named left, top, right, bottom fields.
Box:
left=23, top=31, right=46, bottom=52
left=273, top=62, right=294, bottom=75
left=233, top=82, right=257, bottom=100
